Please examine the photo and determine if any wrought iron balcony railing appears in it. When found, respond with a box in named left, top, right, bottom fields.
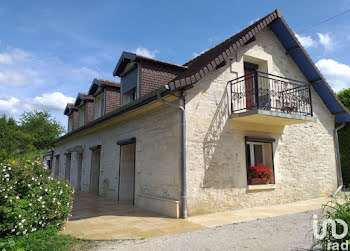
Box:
left=229, top=71, right=313, bottom=116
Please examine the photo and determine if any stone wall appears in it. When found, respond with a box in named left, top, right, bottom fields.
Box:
left=52, top=98, right=182, bottom=217
left=184, top=28, right=338, bottom=215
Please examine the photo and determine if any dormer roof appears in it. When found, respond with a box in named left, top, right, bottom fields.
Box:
left=74, top=93, right=94, bottom=107
left=64, top=103, right=78, bottom=116
left=88, top=78, right=120, bottom=96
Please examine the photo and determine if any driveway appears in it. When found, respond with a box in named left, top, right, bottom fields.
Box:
left=62, top=192, right=329, bottom=240
left=93, top=209, right=319, bottom=251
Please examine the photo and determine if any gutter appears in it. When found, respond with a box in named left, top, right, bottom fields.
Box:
left=157, top=88, right=187, bottom=219
left=332, top=122, right=346, bottom=198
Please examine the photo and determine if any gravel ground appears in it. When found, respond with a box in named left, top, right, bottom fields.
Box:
left=93, top=210, right=320, bottom=251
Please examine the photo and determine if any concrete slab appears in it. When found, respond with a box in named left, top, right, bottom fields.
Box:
left=61, top=192, right=332, bottom=240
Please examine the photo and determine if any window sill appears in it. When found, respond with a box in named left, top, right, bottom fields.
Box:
left=247, top=184, right=276, bottom=191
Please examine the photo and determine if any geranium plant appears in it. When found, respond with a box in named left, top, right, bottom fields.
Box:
left=247, top=163, right=274, bottom=184
left=0, top=159, right=74, bottom=238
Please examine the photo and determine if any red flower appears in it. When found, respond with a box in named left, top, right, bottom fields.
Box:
left=247, top=163, right=274, bottom=182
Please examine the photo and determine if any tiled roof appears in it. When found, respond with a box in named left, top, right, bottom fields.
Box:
left=96, top=78, right=121, bottom=88
left=74, top=93, right=94, bottom=107
left=113, top=51, right=186, bottom=77
left=88, top=78, right=121, bottom=96
left=64, top=103, right=77, bottom=115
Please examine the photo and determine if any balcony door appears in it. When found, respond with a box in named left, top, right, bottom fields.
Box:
left=244, top=62, right=258, bottom=110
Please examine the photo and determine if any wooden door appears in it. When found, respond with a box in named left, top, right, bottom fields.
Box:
left=118, top=143, right=135, bottom=204
left=90, top=149, right=101, bottom=195
left=77, top=153, right=83, bottom=191
left=245, top=68, right=255, bottom=109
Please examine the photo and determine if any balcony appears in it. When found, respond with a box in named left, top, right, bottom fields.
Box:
left=229, top=71, right=315, bottom=130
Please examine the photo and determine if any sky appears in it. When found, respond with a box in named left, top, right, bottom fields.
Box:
left=0, top=0, right=350, bottom=129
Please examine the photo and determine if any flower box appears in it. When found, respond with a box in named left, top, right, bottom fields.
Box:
left=250, top=178, right=270, bottom=185
left=247, top=163, right=274, bottom=185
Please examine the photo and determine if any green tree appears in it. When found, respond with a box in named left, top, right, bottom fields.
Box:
left=337, top=88, right=350, bottom=187
left=338, top=88, right=350, bottom=109
left=0, top=116, right=34, bottom=162
left=20, top=111, right=65, bottom=150
left=0, top=111, right=65, bottom=162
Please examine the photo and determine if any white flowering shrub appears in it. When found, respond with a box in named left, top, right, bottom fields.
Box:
left=0, top=160, right=74, bottom=237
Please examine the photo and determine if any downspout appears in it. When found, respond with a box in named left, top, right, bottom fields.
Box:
left=157, top=89, right=187, bottom=219
left=332, top=122, right=346, bottom=198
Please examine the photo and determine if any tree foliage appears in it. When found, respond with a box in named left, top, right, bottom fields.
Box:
left=20, top=111, right=65, bottom=150
left=337, top=88, right=350, bottom=187
left=0, top=111, right=64, bottom=163
left=338, top=88, right=350, bottom=110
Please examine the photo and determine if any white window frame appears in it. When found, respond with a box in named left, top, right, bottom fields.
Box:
left=79, top=105, right=86, bottom=126
left=68, top=115, right=73, bottom=132
left=247, top=141, right=265, bottom=166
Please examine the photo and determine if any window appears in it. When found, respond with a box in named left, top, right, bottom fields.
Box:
left=245, top=137, right=275, bottom=185
left=54, top=155, right=60, bottom=177
left=94, top=93, right=104, bottom=119
left=121, top=64, right=138, bottom=105
left=123, top=87, right=137, bottom=105
left=79, top=105, right=86, bottom=126
left=68, top=115, right=73, bottom=132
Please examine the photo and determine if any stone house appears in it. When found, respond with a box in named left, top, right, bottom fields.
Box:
left=50, top=9, right=350, bottom=218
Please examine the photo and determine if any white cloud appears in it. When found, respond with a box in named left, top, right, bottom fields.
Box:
left=317, top=33, right=334, bottom=50
left=0, top=70, right=30, bottom=86
left=0, top=96, right=20, bottom=116
left=316, top=59, right=350, bottom=92
left=0, top=92, right=75, bottom=121
left=134, top=47, right=158, bottom=59
left=30, top=92, right=75, bottom=111
left=295, top=34, right=317, bottom=48
left=0, top=48, right=29, bottom=65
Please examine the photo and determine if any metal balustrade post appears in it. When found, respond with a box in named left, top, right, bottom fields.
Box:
left=254, top=71, right=259, bottom=109
left=230, top=82, right=233, bottom=113
left=308, top=86, right=313, bottom=116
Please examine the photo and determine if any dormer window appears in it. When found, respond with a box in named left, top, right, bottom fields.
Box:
left=88, top=78, right=120, bottom=120
left=94, top=93, right=105, bottom=119
left=123, top=87, right=137, bottom=104
left=120, top=64, right=139, bottom=105
left=64, top=103, right=78, bottom=132
left=79, top=105, right=86, bottom=126
left=68, top=115, right=73, bottom=132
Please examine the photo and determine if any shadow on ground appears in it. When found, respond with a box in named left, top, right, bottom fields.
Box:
left=70, top=191, right=167, bottom=220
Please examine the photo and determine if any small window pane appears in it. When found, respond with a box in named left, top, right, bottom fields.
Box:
left=246, top=144, right=251, bottom=166
left=246, top=140, right=274, bottom=185
left=254, top=145, right=263, bottom=165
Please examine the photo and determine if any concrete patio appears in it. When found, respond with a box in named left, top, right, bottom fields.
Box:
left=61, top=191, right=332, bottom=240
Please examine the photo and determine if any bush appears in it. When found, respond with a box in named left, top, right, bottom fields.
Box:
left=0, top=226, right=93, bottom=251
left=312, top=194, right=350, bottom=249
left=0, top=160, right=74, bottom=238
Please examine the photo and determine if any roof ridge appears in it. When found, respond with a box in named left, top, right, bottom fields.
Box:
left=134, top=54, right=187, bottom=69
left=95, top=78, right=120, bottom=84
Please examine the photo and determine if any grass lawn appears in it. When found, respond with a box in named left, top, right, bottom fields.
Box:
left=0, top=227, right=97, bottom=251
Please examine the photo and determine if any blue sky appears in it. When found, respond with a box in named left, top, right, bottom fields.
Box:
left=0, top=0, right=350, bottom=128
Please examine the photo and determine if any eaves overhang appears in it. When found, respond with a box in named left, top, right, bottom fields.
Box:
left=269, top=17, right=350, bottom=123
